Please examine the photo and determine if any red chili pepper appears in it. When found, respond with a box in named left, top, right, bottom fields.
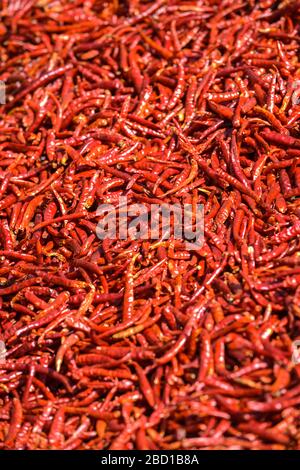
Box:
left=1, top=0, right=300, bottom=451
left=4, top=396, right=23, bottom=448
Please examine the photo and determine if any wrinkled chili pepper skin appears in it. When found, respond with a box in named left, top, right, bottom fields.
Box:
left=0, top=0, right=300, bottom=452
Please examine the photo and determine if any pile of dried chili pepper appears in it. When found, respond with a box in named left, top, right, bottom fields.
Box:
left=0, top=0, right=300, bottom=450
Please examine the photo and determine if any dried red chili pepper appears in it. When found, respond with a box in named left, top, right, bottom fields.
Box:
left=0, top=0, right=300, bottom=451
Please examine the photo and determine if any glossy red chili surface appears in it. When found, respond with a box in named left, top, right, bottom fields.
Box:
left=0, top=0, right=300, bottom=450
